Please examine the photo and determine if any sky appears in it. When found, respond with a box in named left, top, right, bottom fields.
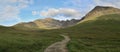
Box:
left=0, top=0, right=120, bottom=26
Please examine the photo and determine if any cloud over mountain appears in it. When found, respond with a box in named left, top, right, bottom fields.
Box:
left=1, top=0, right=120, bottom=26
left=0, top=0, right=33, bottom=26
left=64, top=0, right=120, bottom=16
left=94, top=0, right=120, bottom=8
left=32, top=8, right=81, bottom=20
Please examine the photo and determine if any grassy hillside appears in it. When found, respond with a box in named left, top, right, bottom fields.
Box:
left=61, top=14, right=120, bottom=52
left=0, top=14, right=120, bottom=52
left=0, top=26, right=63, bottom=52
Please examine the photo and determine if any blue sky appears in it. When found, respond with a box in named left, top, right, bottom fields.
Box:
left=0, top=0, right=120, bottom=26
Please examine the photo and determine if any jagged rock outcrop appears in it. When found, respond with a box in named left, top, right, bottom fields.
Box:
left=14, top=18, right=80, bottom=29
left=80, top=6, right=120, bottom=22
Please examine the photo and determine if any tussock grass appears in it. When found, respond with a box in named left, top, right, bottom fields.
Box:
left=0, top=27, right=63, bottom=52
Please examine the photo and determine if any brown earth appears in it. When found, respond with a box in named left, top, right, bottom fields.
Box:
left=44, top=35, right=70, bottom=52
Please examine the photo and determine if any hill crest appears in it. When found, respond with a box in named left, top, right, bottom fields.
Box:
left=14, top=18, right=80, bottom=29
left=80, top=6, right=120, bottom=23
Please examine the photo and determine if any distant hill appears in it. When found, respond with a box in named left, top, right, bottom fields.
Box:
left=10, top=6, right=120, bottom=30
left=13, top=18, right=80, bottom=30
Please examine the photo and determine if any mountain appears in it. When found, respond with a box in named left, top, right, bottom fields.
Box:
left=80, top=6, right=120, bottom=23
left=0, top=6, right=120, bottom=52
left=13, top=18, right=80, bottom=29
left=63, top=14, right=120, bottom=52
left=60, top=6, right=120, bottom=52
left=14, top=6, right=120, bottom=30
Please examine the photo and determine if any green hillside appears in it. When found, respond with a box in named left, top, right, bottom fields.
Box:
left=0, top=26, right=63, bottom=52
left=0, top=14, right=120, bottom=52
left=61, top=14, right=120, bottom=52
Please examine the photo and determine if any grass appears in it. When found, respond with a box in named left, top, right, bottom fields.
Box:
left=61, top=14, right=120, bottom=52
left=0, top=14, right=120, bottom=52
left=0, top=26, right=63, bottom=52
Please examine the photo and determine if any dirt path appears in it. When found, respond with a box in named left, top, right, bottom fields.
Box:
left=44, top=35, right=70, bottom=52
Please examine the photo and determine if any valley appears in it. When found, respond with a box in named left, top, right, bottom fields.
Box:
left=0, top=6, right=120, bottom=52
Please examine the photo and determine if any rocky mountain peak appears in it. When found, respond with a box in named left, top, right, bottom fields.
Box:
left=80, top=6, right=120, bottom=23
left=91, top=6, right=118, bottom=12
left=13, top=18, right=80, bottom=29
left=94, top=6, right=113, bottom=9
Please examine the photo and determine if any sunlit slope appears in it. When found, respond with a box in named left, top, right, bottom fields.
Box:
left=80, top=6, right=120, bottom=23
left=63, top=14, right=120, bottom=52
left=13, top=18, right=80, bottom=30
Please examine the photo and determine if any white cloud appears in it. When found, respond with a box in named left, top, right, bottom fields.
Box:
left=39, top=8, right=81, bottom=19
left=64, top=0, right=120, bottom=18
left=0, top=0, right=33, bottom=26
left=32, top=11, right=39, bottom=15
left=64, top=0, right=96, bottom=17
left=17, top=0, right=34, bottom=8
left=54, top=16, right=73, bottom=20
left=40, top=8, right=59, bottom=17
left=94, top=0, right=120, bottom=8
left=0, top=6, right=20, bottom=22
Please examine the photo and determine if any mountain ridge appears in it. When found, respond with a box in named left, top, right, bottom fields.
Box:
left=13, top=6, right=120, bottom=30
left=13, top=18, right=80, bottom=30
left=0, top=6, right=120, bottom=52
left=80, top=6, right=120, bottom=23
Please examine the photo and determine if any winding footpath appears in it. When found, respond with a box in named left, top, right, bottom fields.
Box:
left=44, top=35, right=71, bottom=52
